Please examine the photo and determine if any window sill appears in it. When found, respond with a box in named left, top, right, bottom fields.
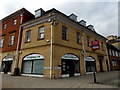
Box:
left=77, top=43, right=82, bottom=45
left=37, top=38, right=45, bottom=41
left=24, top=41, right=31, bottom=43
left=62, top=39, right=69, bottom=41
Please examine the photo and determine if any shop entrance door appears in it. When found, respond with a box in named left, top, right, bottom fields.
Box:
left=99, top=59, right=103, bottom=72
left=69, top=61, right=75, bottom=77
left=2, top=61, right=12, bottom=74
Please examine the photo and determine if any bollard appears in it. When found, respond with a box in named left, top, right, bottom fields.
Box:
left=93, top=71, right=97, bottom=83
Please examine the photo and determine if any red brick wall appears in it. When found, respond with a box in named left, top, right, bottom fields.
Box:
left=0, top=9, right=34, bottom=52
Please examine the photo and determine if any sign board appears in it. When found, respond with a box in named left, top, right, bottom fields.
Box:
left=91, top=40, right=100, bottom=50
left=85, top=57, right=95, bottom=61
left=3, top=57, right=13, bottom=61
left=44, top=67, right=51, bottom=69
left=62, top=54, right=79, bottom=60
left=23, top=54, right=44, bottom=60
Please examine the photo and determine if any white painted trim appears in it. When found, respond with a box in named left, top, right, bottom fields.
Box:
left=86, top=72, right=96, bottom=75
left=74, top=73, right=80, bottom=76
left=1, top=72, right=4, bottom=74
left=21, top=74, right=43, bottom=77
left=62, top=74, right=69, bottom=78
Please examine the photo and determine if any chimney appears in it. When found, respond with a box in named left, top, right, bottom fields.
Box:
left=69, top=13, right=77, bottom=22
left=87, top=25, right=94, bottom=31
left=35, top=8, right=45, bottom=18
left=79, top=20, right=86, bottom=26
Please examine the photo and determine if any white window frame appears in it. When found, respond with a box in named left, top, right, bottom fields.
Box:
left=3, top=24, right=6, bottom=29
left=112, top=50, right=115, bottom=56
left=62, top=26, right=68, bottom=40
left=9, top=35, right=15, bottom=46
left=109, top=49, right=112, bottom=56
left=115, top=51, right=118, bottom=57
left=13, top=19, right=17, bottom=25
left=112, top=61, right=117, bottom=66
left=25, top=30, right=31, bottom=42
left=76, top=32, right=80, bottom=44
left=0, top=38, right=4, bottom=48
left=38, top=26, right=45, bottom=39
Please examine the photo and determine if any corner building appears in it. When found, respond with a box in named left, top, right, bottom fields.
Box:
left=19, top=8, right=110, bottom=78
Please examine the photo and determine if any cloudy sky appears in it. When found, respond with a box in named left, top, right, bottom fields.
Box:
left=0, top=0, right=119, bottom=37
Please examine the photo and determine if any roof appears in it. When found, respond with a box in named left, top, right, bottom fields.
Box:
left=22, top=8, right=107, bottom=41
left=2, top=8, right=34, bottom=22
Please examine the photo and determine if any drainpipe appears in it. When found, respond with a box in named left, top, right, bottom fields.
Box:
left=14, top=14, right=23, bottom=76
left=50, top=22, right=53, bottom=79
left=81, top=31, right=86, bottom=73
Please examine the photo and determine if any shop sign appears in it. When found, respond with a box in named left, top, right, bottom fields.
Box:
left=85, top=57, right=95, bottom=61
left=23, top=54, right=44, bottom=60
left=91, top=40, right=100, bottom=50
left=62, top=54, right=79, bottom=60
left=55, top=67, right=61, bottom=69
left=44, top=67, right=51, bottom=69
left=3, top=57, right=13, bottom=61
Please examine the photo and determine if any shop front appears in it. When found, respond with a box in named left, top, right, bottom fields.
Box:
left=61, top=54, right=80, bottom=77
left=21, top=54, right=44, bottom=77
left=85, top=56, right=96, bottom=74
left=1, top=57, right=13, bottom=74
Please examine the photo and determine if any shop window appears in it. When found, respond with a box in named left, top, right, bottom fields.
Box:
left=87, top=36, right=90, bottom=47
left=22, top=54, right=44, bottom=75
left=62, top=26, right=68, bottom=40
left=76, top=32, right=80, bottom=44
left=86, top=61, right=96, bottom=72
left=13, top=19, right=17, bottom=25
left=85, top=57, right=96, bottom=72
left=0, top=38, right=4, bottom=48
left=9, top=35, right=15, bottom=46
left=22, top=61, right=32, bottom=73
left=38, top=26, right=44, bottom=39
left=112, top=61, right=117, bottom=66
left=3, top=24, right=6, bottom=29
left=25, top=30, right=31, bottom=42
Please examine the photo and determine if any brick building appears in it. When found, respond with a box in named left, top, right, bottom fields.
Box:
left=0, top=8, right=34, bottom=74
left=107, top=43, right=120, bottom=70
left=17, top=8, right=110, bottom=79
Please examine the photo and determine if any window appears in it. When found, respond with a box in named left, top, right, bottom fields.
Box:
left=115, top=51, right=118, bottom=57
left=13, top=19, right=17, bottom=25
left=112, top=61, right=116, bottom=66
left=87, top=36, right=90, bottom=46
left=25, top=30, right=31, bottom=42
left=101, top=42, right=104, bottom=50
left=109, top=49, right=112, bottom=56
left=3, top=24, right=6, bottom=29
left=9, top=35, right=15, bottom=46
left=38, top=26, right=44, bottom=39
left=76, top=32, right=80, bottom=44
left=62, top=26, right=68, bottom=40
left=112, top=50, right=115, bottom=56
left=0, top=38, right=4, bottom=48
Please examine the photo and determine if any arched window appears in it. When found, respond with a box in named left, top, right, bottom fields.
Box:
left=2, top=56, right=13, bottom=73
left=22, top=54, right=44, bottom=75
left=61, top=54, right=80, bottom=77
left=85, top=57, right=96, bottom=73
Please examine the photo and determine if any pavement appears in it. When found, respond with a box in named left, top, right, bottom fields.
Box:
left=1, top=71, right=120, bottom=88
